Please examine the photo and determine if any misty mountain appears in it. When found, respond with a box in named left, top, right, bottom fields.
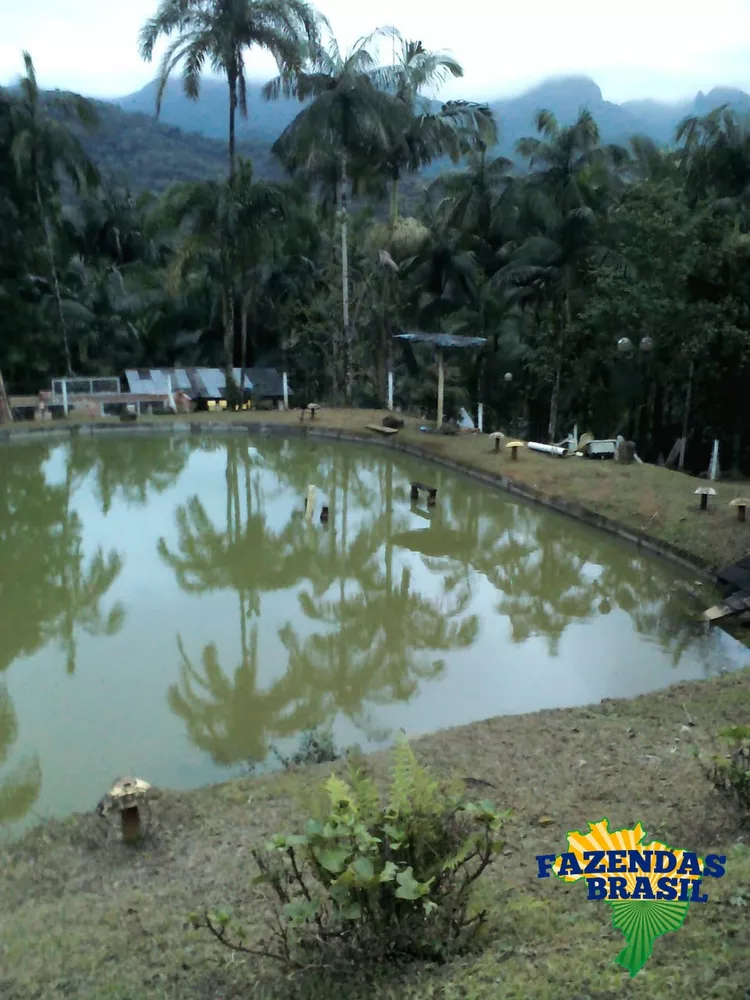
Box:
left=113, top=73, right=750, bottom=155
left=44, top=73, right=750, bottom=195
left=114, top=77, right=303, bottom=146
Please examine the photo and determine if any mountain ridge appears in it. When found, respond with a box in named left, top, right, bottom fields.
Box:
left=112, top=72, right=750, bottom=149
left=31, top=73, right=750, bottom=195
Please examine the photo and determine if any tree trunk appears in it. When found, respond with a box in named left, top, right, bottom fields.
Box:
left=220, top=252, right=234, bottom=383
left=678, top=359, right=693, bottom=471
left=340, top=153, right=353, bottom=404
left=548, top=296, right=570, bottom=443
left=36, top=181, right=73, bottom=376
left=436, top=348, right=445, bottom=428
left=239, top=290, right=249, bottom=409
left=548, top=360, right=561, bottom=443
left=389, top=173, right=399, bottom=229
left=224, top=71, right=238, bottom=392
left=377, top=272, right=390, bottom=406
left=228, top=72, right=237, bottom=182
left=384, top=463, right=393, bottom=607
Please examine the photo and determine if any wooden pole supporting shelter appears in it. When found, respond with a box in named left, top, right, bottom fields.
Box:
left=436, top=348, right=445, bottom=429
left=392, top=333, right=486, bottom=432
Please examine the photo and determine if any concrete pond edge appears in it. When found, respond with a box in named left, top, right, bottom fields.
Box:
left=0, top=417, right=716, bottom=584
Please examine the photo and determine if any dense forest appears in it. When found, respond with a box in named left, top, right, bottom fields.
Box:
left=2, top=0, right=750, bottom=472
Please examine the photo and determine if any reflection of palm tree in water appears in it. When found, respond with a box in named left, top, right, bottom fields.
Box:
left=161, top=443, right=480, bottom=763
left=393, top=483, right=710, bottom=664
left=595, top=556, right=717, bottom=668
left=161, top=443, right=332, bottom=765
left=278, top=459, right=480, bottom=731
left=56, top=443, right=125, bottom=674
left=66, top=435, right=191, bottom=514
left=0, top=443, right=125, bottom=677
left=158, top=442, right=311, bottom=613
left=168, top=624, right=321, bottom=765
left=490, top=529, right=595, bottom=655
left=0, top=684, right=41, bottom=826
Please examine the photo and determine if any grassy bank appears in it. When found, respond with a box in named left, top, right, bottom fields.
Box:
left=2, top=669, right=750, bottom=999
left=5, top=406, right=746, bottom=570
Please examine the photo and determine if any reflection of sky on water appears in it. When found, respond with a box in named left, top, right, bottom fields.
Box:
left=2, top=436, right=748, bottom=836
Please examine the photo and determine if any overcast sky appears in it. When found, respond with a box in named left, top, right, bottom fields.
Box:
left=3, top=0, right=750, bottom=103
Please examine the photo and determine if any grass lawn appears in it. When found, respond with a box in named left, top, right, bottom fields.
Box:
left=2, top=406, right=750, bottom=998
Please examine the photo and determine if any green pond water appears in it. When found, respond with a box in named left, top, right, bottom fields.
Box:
left=0, top=433, right=747, bottom=836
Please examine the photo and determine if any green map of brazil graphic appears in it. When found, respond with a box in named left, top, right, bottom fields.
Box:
left=537, top=819, right=726, bottom=977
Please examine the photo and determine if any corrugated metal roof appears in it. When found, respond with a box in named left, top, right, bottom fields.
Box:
left=124, top=367, right=291, bottom=399
left=393, top=333, right=487, bottom=348
left=195, top=368, right=224, bottom=399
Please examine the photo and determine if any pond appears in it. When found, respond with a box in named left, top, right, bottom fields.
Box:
left=0, top=432, right=746, bottom=836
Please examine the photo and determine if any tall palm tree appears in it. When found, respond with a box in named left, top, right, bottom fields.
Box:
left=264, top=27, right=409, bottom=402
left=676, top=105, right=750, bottom=211
left=8, top=52, right=99, bottom=375
left=139, top=0, right=324, bottom=387
left=139, top=0, right=324, bottom=182
left=509, top=110, right=630, bottom=440
left=376, top=33, right=496, bottom=228
left=232, top=158, right=290, bottom=391
left=162, top=177, right=239, bottom=373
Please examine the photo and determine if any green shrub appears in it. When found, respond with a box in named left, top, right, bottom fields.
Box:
left=197, top=735, right=506, bottom=968
left=271, top=727, right=342, bottom=769
left=707, top=725, right=750, bottom=819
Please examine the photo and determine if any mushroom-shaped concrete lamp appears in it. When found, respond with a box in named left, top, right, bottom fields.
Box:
left=729, top=497, right=750, bottom=522
left=490, top=431, right=505, bottom=453
left=97, top=776, right=153, bottom=843
left=694, top=486, right=716, bottom=511
left=307, top=403, right=319, bottom=420
left=506, top=440, right=525, bottom=461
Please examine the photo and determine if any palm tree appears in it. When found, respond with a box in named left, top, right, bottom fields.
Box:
left=264, top=27, right=409, bottom=402
left=139, top=0, right=324, bottom=387
left=509, top=110, right=630, bottom=440
left=676, top=105, right=750, bottom=211
left=376, top=33, right=496, bottom=227
left=162, top=177, right=238, bottom=373
left=8, top=52, right=99, bottom=375
left=232, top=158, right=290, bottom=392
left=139, top=0, right=323, bottom=182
